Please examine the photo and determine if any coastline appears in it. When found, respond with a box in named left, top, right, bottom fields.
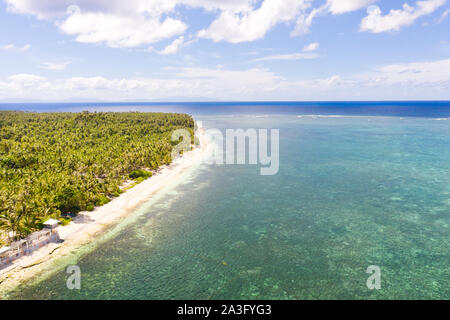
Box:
left=0, top=129, right=209, bottom=297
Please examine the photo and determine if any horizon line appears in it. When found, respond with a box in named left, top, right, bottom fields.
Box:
left=1, top=100, right=450, bottom=104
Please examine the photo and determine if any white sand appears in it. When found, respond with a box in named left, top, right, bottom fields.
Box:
left=0, top=129, right=210, bottom=295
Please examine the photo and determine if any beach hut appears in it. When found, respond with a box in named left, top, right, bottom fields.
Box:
left=43, top=218, right=60, bottom=230
left=0, top=246, right=10, bottom=256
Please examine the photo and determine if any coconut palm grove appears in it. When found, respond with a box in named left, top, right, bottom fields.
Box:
left=0, top=111, right=194, bottom=245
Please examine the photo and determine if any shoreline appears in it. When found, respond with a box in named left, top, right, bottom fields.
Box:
left=0, top=129, right=209, bottom=296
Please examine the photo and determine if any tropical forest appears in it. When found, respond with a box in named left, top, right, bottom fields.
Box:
left=0, top=111, right=194, bottom=245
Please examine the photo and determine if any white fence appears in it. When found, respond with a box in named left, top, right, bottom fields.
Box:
left=0, top=229, right=61, bottom=269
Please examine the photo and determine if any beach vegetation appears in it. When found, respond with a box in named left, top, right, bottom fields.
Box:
left=129, top=169, right=152, bottom=179
left=0, top=111, right=194, bottom=242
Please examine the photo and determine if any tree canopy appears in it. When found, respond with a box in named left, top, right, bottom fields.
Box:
left=0, top=111, right=194, bottom=244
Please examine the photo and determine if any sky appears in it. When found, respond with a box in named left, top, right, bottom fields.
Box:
left=0, top=0, right=449, bottom=101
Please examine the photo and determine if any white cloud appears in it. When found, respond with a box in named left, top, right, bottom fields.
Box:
left=58, top=8, right=186, bottom=48
left=4, top=0, right=256, bottom=18
left=159, top=36, right=186, bottom=55
left=179, top=0, right=254, bottom=13
left=252, top=52, right=319, bottom=62
left=0, top=67, right=283, bottom=101
left=6, top=0, right=445, bottom=49
left=326, top=0, right=378, bottom=15
left=1, top=43, right=30, bottom=51
left=40, top=61, right=72, bottom=71
left=5, top=74, right=50, bottom=91
left=303, top=42, right=319, bottom=51
left=2, top=58, right=449, bottom=101
left=360, top=0, right=447, bottom=33
left=251, top=42, right=320, bottom=63
left=5, top=0, right=186, bottom=48
left=8, top=73, right=46, bottom=82
left=437, top=8, right=450, bottom=22
left=5, top=0, right=116, bottom=19
left=360, top=58, right=450, bottom=84
left=294, top=75, right=354, bottom=89
left=198, top=0, right=312, bottom=43
left=290, top=0, right=442, bottom=36
left=1, top=44, right=15, bottom=50
left=291, top=0, right=378, bottom=36
left=291, top=6, right=326, bottom=36
left=291, top=58, right=450, bottom=98
left=5, top=0, right=292, bottom=47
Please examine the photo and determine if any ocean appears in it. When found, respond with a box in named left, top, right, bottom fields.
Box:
left=2, top=101, right=450, bottom=118
left=3, top=101, right=449, bottom=299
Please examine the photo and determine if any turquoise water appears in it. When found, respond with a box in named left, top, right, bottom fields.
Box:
left=7, top=114, right=450, bottom=299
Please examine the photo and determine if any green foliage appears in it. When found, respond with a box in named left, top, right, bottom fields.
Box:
left=135, top=177, right=146, bottom=184
left=60, top=217, right=72, bottom=226
left=129, top=169, right=152, bottom=179
left=94, top=195, right=110, bottom=206
left=0, top=111, right=194, bottom=241
left=54, top=186, right=83, bottom=213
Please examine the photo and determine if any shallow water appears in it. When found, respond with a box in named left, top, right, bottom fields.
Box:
left=8, top=114, right=450, bottom=299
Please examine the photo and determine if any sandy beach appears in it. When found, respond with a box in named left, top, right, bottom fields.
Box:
left=0, top=129, right=209, bottom=296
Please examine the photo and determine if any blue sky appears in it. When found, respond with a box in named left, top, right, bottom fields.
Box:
left=0, top=0, right=449, bottom=101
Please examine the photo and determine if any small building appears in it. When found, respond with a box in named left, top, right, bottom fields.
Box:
left=0, top=246, right=10, bottom=256
left=0, top=246, right=11, bottom=267
left=43, top=218, right=60, bottom=230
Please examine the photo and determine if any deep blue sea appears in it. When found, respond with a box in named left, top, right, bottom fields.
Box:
left=3, top=101, right=449, bottom=299
left=1, top=101, right=450, bottom=118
